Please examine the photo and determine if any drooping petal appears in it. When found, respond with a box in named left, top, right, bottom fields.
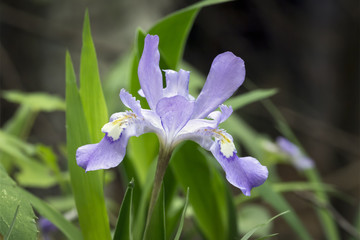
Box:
left=77, top=112, right=151, bottom=171
left=210, top=141, right=268, bottom=196
left=138, top=34, right=163, bottom=110
left=77, top=137, right=127, bottom=171
left=163, top=69, right=191, bottom=99
left=120, top=89, right=143, bottom=117
left=192, top=52, right=245, bottom=119
left=156, top=95, right=194, bottom=140
left=177, top=125, right=268, bottom=195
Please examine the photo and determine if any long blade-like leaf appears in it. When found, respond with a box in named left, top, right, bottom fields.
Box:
left=65, top=51, right=111, bottom=240
left=79, top=10, right=109, bottom=143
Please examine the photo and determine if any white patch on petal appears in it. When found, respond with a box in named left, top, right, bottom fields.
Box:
left=220, top=139, right=236, bottom=158
left=101, top=113, right=137, bottom=141
left=203, top=128, right=236, bottom=158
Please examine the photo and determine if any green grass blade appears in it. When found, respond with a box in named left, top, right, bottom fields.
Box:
left=304, top=169, right=340, bottom=240
left=4, top=205, right=19, bottom=240
left=79, top=10, right=109, bottom=143
left=113, top=179, right=135, bottom=240
left=225, top=89, right=277, bottom=111
left=65, top=52, right=111, bottom=240
left=174, top=187, right=190, bottom=240
left=241, top=211, right=288, bottom=240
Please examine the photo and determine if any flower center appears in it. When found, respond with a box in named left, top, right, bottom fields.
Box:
left=102, top=113, right=137, bottom=141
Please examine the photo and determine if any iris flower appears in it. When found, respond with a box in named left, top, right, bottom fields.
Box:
left=276, top=137, right=314, bottom=170
left=76, top=34, right=268, bottom=196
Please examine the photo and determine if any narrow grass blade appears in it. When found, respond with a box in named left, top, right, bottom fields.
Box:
left=174, top=187, right=190, bottom=240
left=113, top=179, right=135, bottom=240
left=241, top=211, right=288, bottom=240
left=4, top=205, right=20, bottom=240
left=225, top=89, right=277, bottom=111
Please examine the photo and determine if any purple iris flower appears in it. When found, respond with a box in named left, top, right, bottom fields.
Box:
left=76, top=34, right=268, bottom=196
left=39, top=217, right=57, bottom=240
left=276, top=137, right=314, bottom=170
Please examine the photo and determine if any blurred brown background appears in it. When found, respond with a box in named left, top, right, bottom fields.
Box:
left=0, top=0, right=359, bottom=239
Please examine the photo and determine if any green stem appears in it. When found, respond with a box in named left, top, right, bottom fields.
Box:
left=143, top=144, right=172, bottom=239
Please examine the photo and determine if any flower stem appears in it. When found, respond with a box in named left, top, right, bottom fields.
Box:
left=143, top=144, right=172, bottom=239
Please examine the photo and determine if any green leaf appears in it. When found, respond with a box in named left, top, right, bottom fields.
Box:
left=0, top=165, right=37, bottom=240
left=148, top=0, right=232, bottom=70
left=2, top=105, right=36, bottom=139
left=171, top=142, right=228, bottom=240
left=20, top=190, right=82, bottom=240
left=65, top=51, right=111, bottom=240
left=0, top=105, right=37, bottom=171
left=79, top=10, right=109, bottom=143
left=36, top=145, right=68, bottom=193
left=225, top=89, right=277, bottom=111
left=144, top=184, right=166, bottom=240
left=2, top=90, right=65, bottom=112
left=113, top=179, right=135, bottom=240
left=225, top=182, right=239, bottom=240
left=174, top=188, right=190, bottom=240
left=240, top=211, right=288, bottom=240
left=0, top=131, right=58, bottom=188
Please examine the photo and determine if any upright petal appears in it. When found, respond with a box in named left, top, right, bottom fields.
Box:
left=156, top=95, right=194, bottom=141
left=120, top=89, right=143, bottom=117
left=192, top=52, right=245, bottom=119
left=138, top=34, right=163, bottom=110
left=207, top=105, right=233, bottom=124
left=163, top=69, right=192, bottom=99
